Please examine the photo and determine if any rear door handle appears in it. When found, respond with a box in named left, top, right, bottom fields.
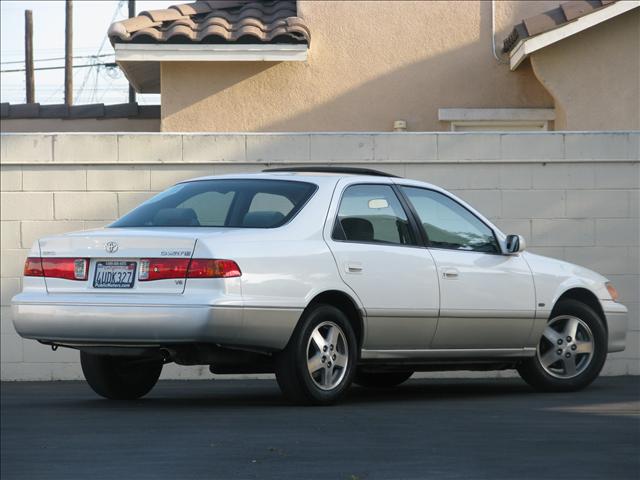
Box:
left=442, top=268, right=459, bottom=279
left=346, top=263, right=363, bottom=273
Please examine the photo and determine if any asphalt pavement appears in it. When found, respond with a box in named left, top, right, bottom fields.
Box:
left=1, top=376, right=639, bottom=480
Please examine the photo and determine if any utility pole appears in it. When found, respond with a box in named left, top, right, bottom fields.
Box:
left=25, top=10, right=34, bottom=103
left=64, top=0, right=73, bottom=105
left=128, top=0, right=136, bottom=104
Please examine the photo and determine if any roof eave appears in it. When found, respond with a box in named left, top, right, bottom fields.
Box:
left=115, top=43, right=309, bottom=93
left=115, top=43, right=308, bottom=62
left=509, top=0, right=639, bottom=71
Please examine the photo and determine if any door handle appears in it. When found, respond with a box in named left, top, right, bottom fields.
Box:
left=346, top=263, right=363, bottom=273
left=442, top=268, right=459, bottom=279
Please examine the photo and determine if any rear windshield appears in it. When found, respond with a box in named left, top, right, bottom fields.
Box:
left=110, top=179, right=317, bottom=228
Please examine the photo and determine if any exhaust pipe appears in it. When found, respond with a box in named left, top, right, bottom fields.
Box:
left=159, top=347, right=177, bottom=363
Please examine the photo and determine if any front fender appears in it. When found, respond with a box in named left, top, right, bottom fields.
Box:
left=549, top=278, right=608, bottom=315
left=523, top=252, right=611, bottom=347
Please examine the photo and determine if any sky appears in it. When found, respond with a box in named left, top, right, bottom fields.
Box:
left=0, top=0, right=176, bottom=105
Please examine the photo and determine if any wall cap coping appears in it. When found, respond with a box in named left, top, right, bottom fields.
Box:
left=1, top=131, right=638, bottom=165
left=0, top=103, right=160, bottom=120
left=1, top=131, right=638, bottom=136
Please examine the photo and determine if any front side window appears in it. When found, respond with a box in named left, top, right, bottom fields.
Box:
left=333, top=184, right=415, bottom=246
left=402, top=187, right=499, bottom=253
left=111, top=179, right=316, bottom=228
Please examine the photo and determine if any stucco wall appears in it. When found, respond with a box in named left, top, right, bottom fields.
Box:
left=161, top=1, right=556, bottom=132
left=1, top=132, right=638, bottom=380
left=530, top=9, right=640, bottom=131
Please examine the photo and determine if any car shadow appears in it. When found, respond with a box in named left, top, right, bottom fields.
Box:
left=26, top=377, right=627, bottom=412
left=63, top=378, right=552, bottom=410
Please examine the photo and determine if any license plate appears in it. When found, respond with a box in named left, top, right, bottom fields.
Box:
left=93, top=261, right=137, bottom=289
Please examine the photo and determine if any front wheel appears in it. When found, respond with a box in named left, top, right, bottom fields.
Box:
left=275, top=304, right=358, bottom=405
left=517, top=299, right=607, bottom=392
left=80, top=351, right=163, bottom=400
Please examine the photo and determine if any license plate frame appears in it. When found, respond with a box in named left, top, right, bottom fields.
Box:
left=93, top=261, right=137, bottom=289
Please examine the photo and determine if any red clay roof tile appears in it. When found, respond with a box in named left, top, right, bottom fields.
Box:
left=503, top=0, right=618, bottom=53
left=108, top=0, right=309, bottom=45
left=561, top=1, right=601, bottom=21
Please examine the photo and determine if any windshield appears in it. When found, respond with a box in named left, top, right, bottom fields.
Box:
left=110, top=179, right=317, bottom=228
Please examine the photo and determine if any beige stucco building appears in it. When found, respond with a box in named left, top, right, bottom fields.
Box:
left=525, top=5, right=639, bottom=131
left=2, top=0, right=638, bottom=133
left=116, top=0, right=640, bottom=132
left=156, top=0, right=560, bottom=132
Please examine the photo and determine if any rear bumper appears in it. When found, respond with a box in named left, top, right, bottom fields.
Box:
left=11, top=294, right=300, bottom=351
left=603, top=300, right=628, bottom=353
left=12, top=301, right=241, bottom=345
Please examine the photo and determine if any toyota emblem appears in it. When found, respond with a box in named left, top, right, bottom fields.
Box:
left=104, top=241, right=119, bottom=254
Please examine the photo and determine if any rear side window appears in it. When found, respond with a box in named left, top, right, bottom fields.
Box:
left=333, top=184, right=416, bottom=246
left=111, top=179, right=317, bottom=228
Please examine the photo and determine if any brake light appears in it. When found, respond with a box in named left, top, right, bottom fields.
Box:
left=24, top=257, right=88, bottom=280
left=24, top=257, right=44, bottom=276
left=138, top=258, right=190, bottom=281
left=43, top=258, right=89, bottom=281
left=137, top=258, right=241, bottom=281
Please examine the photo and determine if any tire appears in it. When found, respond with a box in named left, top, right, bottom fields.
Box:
left=80, top=351, right=163, bottom=400
left=353, top=370, right=413, bottom=388
left=275, top=304, right=358, bottom=405
left=517, top=299, right=607, bottom=392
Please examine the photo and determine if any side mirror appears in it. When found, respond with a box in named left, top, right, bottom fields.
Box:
left=505, top=234, right=526, bottom=254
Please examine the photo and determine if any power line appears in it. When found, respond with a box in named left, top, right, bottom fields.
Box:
left=0, top=53, right=114, bottom=65
left=96, top=1, right=125, bottom=57
left=1, top=1, right=128, bottom=103
left=77, top=62, right=97, bottom=103
left=1, top=62, right=116, bottom=73
left=43, top=64, right=83, bottom=103
left=1, top=47, right=99, bottom=55
left=2, top=86, right=128, bottom=91
left=89, top=1, right=125, bottom=103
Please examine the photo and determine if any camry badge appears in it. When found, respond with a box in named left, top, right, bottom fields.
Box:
left=104, top=241, right=119, bottom=254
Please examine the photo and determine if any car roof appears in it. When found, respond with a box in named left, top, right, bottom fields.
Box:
left=178, top=167, right=444, bottom=191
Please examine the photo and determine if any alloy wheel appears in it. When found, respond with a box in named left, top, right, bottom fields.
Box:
left=537, top=315, right=595, bottom=379
left=306, top=321, right=349, bottom=390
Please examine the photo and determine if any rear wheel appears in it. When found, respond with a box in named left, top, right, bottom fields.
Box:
left=517, top=299, right=607, bottom=392
left=353, top=370, right=413, bottom=388
left=275, top=304, right=358, bottom=405
left=80, top=351, right=163, bottom=400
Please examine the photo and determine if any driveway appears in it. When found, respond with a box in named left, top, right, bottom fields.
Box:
left=1, top=376, right=639, bottom=480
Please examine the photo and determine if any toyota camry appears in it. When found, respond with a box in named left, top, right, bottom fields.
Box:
left=11, top=167, right=628, bottom=405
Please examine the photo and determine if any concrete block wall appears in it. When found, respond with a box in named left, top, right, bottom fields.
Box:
left=1, top=132, right=638, bottom=380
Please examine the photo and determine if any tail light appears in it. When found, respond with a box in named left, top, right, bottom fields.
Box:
left=24, top=257, right=44, bottom=277
left=24, top=257, right=88, bottom=281
left=138, top=259, right=190, bottom=281
left=24, top=257, right=240, bottom=282
left=138, top=258, right=241, bottom=281
left=188, top=259, right=241, bottom=278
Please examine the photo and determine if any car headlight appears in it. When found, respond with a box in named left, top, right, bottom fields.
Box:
left=605, top=282, right=620, bottom=302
